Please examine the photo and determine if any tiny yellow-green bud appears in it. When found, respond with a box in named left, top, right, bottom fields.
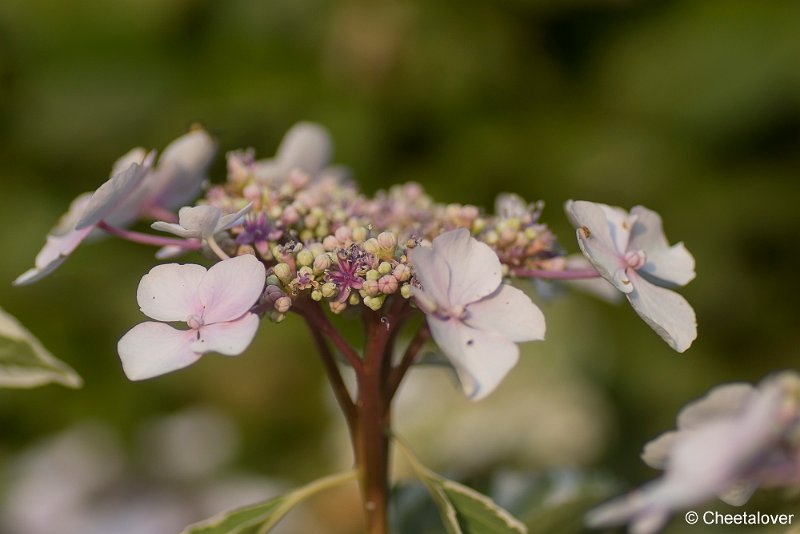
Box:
left=311, top=289, right=323, bottom=301
left=364, top=294, right=385, bottom=311
left=378, top=261, right=392, bottom=275
left=300, top=229, right=314, bottom=242
left=363, top=238, right=380, bottom=255
left=273, top=263, right=292, bottom=283
left=366, top=269, right=380, bottom=281
left=400, top=284, right=412, bottom=299
left=321, top=282, right=337, bottom=298
left=266, top=274, right=280, bottom=286
left=524, top=226, right=539, bottom=240
left=274, top=296, right=292, bottom=313
left=297, top=249, right=314, bottom=267
left=352, top=226, right=369, bottom=243
left=269, top=311, right=286, bottom=323
left=348, top=292, right=360, bottom=306
left=298, top=266, right=313, bottom=278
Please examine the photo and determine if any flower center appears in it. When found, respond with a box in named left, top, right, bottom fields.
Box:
left=186, top=314, right=204, bottom=329
left=623, top=249, right=647, bottom=270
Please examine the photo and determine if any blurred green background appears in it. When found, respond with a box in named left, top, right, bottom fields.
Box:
left=1, top=0, right=800, bottom=532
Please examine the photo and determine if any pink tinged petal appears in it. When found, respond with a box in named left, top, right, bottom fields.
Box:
left=198, top=255, right=266, bottom=324
left=409, top=244, right=452, bottom=307
left=629, top=206, right=696, bottom=287
left=641, top=431, right=679, bottom=469
left=137, top=263, right=206, bottom=321
left=432, top=228, right=503, bottom=307
left=217, top=203, right=253, bottom=232
left=110, top=147, right=149, bottom=177
left=626, top=272, right=697, bottom=352
left=13, top=227, right=92, bottom=286
left=464, top=284, right=545, bottom=342
left=117, top=322, right=200, bottom=380
left=565, top=201, right=630, bottom=293
left=150, top=221, right=195, bottom=239
left=75, top=162, right=148, bottom=230
left=155, top=245, right=189, bottom=260
left=52, top=193, right=93, bottom=236
left=191, top=313, right=260, bottom=356
left=148, top=129, right=217, bottom=210
left=427, top=316, right=519, bottom=401
left=676, top=383, right=754, bottom=430
left=276, top=122, right=332, bottom=174
left=152, top=205, right=223, bottom=238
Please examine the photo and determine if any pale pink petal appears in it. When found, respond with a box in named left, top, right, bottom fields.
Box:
left=75, top=162, right=148, bottom=230
left=198, top=255, right=266, bottom=324
left=52, top=193, right=93, bottom=236
left=565, top=200, right=631, bottom=293
left=146, top=129, right=217, bottom=210
left=150, top=221, right=195, bottom=239
left=640, top=431, right=678, bottom=469
left=629, top=206, right=695, bottom=286
left=217, top=203, right=253, bottom=232
left=110, top=147, right=149, bottom=178
left=13, top=227, right=92, bottom=286
left=433, top=228, right=503, bottom=308
left=598, top=203, right=634, bottom=252
left=191, top=313, right=260, bottom=355
left=276, top=122, right=332, bottom=174
left=137, top=263, right=206, bottom=321
left=464, top=284, right=545, bottom=342
left=117, top=322, right=200, bottom=380
left=676, top=383, right=754, bottom=430
left=409, top=245, right=451, bottom=308
left=627, top=272, right=697, bottom=353
left=427, top=316, right=519, bottom=401
left=102, top=150, right=158, bottom=227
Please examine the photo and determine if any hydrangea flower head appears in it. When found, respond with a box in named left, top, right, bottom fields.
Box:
left=411, top=228, right=546, bottom=400
left=565, top=200, right=696, bottom=352
left=118, top=254, right=266, bottom=380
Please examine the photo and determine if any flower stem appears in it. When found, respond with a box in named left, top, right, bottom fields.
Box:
left=354, top=311, right=393, bottom=534
left=207, top=235, right=231, bottom=261
left=387, top=324, right=430, bottom=401
left=512, top=267, right=601, bottom=280
left=98, top=221, right=202, bottom=250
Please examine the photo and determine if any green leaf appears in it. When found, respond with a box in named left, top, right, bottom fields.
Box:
left=0, top=307, right=82, bottom=388
left=396, top=437, right=527, bottom=534
left=180, top=469, right=356, bottom=534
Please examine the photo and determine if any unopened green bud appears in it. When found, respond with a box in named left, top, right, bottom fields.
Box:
left=274, top=296, right=292, bottom=313
left=348, top=292, right=360, bottom=306
left=364, top=295, right=386, bottom=311
left=378, top=261, right=392, bottom=275
left=273, top=263, right=292, bottom=283
left=269, top=311, right=286, bottom=323
left=363, top=238, right=380, bottom=254
left=352, top=226, right=369, bottom=243
left=311, top=289, right=323, bottom=301
left=321, top=282, right=337, bottom=298
left=266, top=274, right=280, bottom=286
left=400, top=284, right=412, bottom=299
left=366, top=269, right=380, bottom=281
left=297, top=249, right=314, bottom=267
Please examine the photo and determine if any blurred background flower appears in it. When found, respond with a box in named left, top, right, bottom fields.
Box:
left=1, top=0, right=799, bottom=532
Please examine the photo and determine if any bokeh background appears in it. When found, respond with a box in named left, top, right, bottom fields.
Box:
left=1, top=0, right=800, bottom=532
